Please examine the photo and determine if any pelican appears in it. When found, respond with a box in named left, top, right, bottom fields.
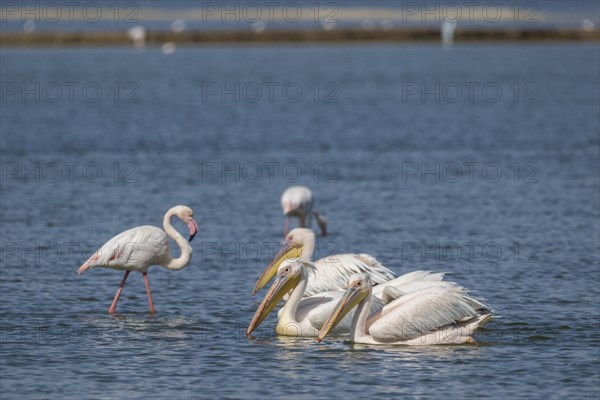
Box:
left=252, top=228, right=396, bottom=297
left=318, top=273, right=492, bottom=345
left=281, top=186, right=327, bottom=236
left=77, top=205, right=198, bottom=314
left=247, top=261, right=451, bottom=337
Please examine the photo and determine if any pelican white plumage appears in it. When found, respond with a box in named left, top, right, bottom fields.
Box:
left=252, top=228, right=396, bottom=297
left=281, top=186, right=327, bottom=236
left=318, top=273, right=492, bottom=345
left=77, top=205, right=198, bottom=314
left=247, top=261, right=451, bottom=337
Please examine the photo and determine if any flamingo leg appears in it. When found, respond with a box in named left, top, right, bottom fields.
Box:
left=143, top=272, right=156, bottom=314
left=299, top=215, right=305, bottom=228
left=284, top=217, right=290, bottom=237
left=108, top=270, right=130, bottom=314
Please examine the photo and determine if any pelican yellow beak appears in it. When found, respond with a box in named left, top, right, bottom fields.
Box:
left=246, top=271, right=301, bottom=336
left=317, top=287, right=368, bottom=342
left=252, top=242, right=303, bottom=295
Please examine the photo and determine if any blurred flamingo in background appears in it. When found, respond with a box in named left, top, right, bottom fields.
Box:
left=281, top=186, right=327, bottom=237
left=77, top=205, right=198, bottom=314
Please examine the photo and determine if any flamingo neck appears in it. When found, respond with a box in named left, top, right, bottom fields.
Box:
left=162, top=208, right=192, bottom=270
left=350, top=289, right=372, bottom=342
left=281, top=269, right=308, bottom=322
left=300, top=232, right=316, bottom=261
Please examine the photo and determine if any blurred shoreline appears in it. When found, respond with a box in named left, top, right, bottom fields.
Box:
left=1, top=28, right=598, bottom=47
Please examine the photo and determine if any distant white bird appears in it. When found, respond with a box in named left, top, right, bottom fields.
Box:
left=252, top=228, right=396, bottom=296
left=281, top=186, right=327, bottom=236
left=318, top=273, right=492, bottom=345
left=77, top=205, right=198, bottom=314
left=247, top=261, right=450, bottom=337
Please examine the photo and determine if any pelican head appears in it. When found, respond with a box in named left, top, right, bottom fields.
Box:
left=171, top=205, right=198, bottom=242
left=251, top=228, right=314, bottom=295
left=317, top=273, right=371, bottom=342
left=247, top=261, right=305, bottom=336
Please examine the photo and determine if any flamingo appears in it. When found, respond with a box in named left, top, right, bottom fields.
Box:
left=318, top=273, right=492, bottom=345
left=77, top=205, right=198, bottom=314
left=252, top=228, right=396, bottom=296
left=281, top=186, right=327, bottom=236
left=246, top=260, right=449, bottom=337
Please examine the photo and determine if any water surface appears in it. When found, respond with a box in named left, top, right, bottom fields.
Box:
left=1, top=44, right=599, bottom=399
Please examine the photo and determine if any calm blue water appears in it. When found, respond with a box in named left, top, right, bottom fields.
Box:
left=1, top=44, right=599, bottom=399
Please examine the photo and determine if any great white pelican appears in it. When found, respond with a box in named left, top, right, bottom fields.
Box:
left=247, top=261, right=453, bottom=337
left=252, top=228, right=396, bottom=297
left=318, top=273, right=492, bottom=345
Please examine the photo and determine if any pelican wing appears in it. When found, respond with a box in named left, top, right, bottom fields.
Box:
left=276, top=291, right=336, bottom=320
left=367, top=286, right=487, bottom=343
left=377, top=279, right=457, bottom=303
left=305, top=254, right=395, bottom=296
left=379, top=279, right=490, bottom=314
left=298, top=291, right=339, bottom=322
left=372, top=270, right=445, bottom=298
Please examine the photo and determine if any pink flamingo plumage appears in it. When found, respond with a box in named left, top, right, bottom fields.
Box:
left=78, top=205, right=198, bottom=314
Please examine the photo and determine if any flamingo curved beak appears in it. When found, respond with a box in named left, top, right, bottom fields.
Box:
left=252, top=242, right=303, bottom=295
left=317, top=286, right=368, bottom=343
left=188, top=218, right=198, bottom=242
left=282, top=203, right=294, bottom=215
left=247, top=271, right=301, bottom=336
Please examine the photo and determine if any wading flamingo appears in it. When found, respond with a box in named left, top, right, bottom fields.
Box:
left=77, top=205, right=198, bottom=314
left=281, top=186, right=327, bottom=236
